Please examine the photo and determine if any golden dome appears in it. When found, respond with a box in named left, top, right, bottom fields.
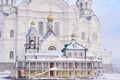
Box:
left=71, top=33, right=76, bottom=38
left=31, top=21, right=35, bottom=25
left=47, top=14, right=54, bottom=21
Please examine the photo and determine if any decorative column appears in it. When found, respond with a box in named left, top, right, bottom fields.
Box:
left=15, top=60, right=18, bottom=79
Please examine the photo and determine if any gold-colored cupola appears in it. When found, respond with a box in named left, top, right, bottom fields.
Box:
left=47, top=0, right=54, bottom=21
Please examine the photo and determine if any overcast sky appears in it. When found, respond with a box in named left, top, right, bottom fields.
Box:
left=16, top=0, right=120, bottom=66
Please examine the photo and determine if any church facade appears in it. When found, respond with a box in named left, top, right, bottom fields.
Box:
left=0, top=0, right=101, bottom=63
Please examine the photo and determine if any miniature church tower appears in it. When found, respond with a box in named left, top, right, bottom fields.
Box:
left=25, top=21, right=40, bottom=53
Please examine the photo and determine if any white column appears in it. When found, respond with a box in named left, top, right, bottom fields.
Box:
left=8, top=0, right=11, bottom=5
left=3, top=0, right=6, bottom=5
left=15, top=61, right=18, bottom=79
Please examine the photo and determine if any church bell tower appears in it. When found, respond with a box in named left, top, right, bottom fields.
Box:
left=76, top=0, right=93, bottom=16
left=0, top=0, right=17, bottom=62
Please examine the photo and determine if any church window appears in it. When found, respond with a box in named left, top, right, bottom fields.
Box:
left=29, top=0, right=32, bottom=3
left=80, top=3, right=83, bottom=9
left=54, top=22, right=59, bottom=36
left=95, top=33, right=97, bottom=41
left=85, top=2, right=88, bottom=9
left=81, top=32, right=85, bottom=40
left=10, top=30, right=14, bottom=38
left=92, top=33, right=97, bottom=41
left=39, top=22, right=43, bottom=36
left=74, top=52, right=77, bottom=57
left=79, top=52, right=83, bottom=58
left=48, top=46, right=56, bottom=50
left=6, top=0, right=8, bottom=5
left=9, top=51, right=14, bottom=59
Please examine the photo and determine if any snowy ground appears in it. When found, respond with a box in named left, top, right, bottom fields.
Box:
left=96, top=73, right=120, bottom=80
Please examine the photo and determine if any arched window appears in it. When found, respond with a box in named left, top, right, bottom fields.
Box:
left=85, top=2, right=88, bottom=9
left=80, top=3, right=82, bottom=9
left=10, top=51, right=14, bottom=59
left=92, top=33, right=95, bottom=41
left=29, top=0, right=32, bottom=3
left=39, top=22, right=43, bottom=36
left=92, top=33, right=97, bottom=41
left=81, top=32, right=85, bottom=40
left=6, top=0, right=8, bottom=5
left=54, top=22, right=59, bottom=36
left=0, top=30, right=1, bottom=38
left=10, top=30, right=14, bottom=38
left=95, top=34, right=97, bottom=41
left=48, top=46, right=56, bottom=50
left=74, top=52, right=77, bottom=58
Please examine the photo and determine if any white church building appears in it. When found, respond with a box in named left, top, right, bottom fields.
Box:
left=0, top=0, right=111, bottom=75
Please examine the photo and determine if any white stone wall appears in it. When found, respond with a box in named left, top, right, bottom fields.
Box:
left=102, top=51, right=112, bottom=64
left=0, top=0, right=101, bottom=62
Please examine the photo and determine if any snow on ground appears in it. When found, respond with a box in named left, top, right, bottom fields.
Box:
left=97, top=73, right=120, bottom=80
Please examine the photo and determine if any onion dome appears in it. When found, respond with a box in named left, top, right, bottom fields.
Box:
left=71, top=33, right=76, bottom=38
left=47, top=14, right=54, bottom=21
left=31, top=21, right=35, bottom=25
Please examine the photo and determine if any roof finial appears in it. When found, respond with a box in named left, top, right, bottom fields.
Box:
left=50, top=0, right=52, bottom=15
left=47, top=0, right=54, bottom=21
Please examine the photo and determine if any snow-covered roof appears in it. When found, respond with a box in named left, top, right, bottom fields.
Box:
left=63, top=39, right=87, bottom=50
left=25, top=57, right=100, bottom=62
left=42, top=30, right=56, bottom=40
left=26, top=26, right=38, bottom=37
left=25, top=51, right=63, bottom=56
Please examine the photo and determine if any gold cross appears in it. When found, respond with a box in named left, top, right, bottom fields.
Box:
left=49, top=0, right=52, bottom=14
